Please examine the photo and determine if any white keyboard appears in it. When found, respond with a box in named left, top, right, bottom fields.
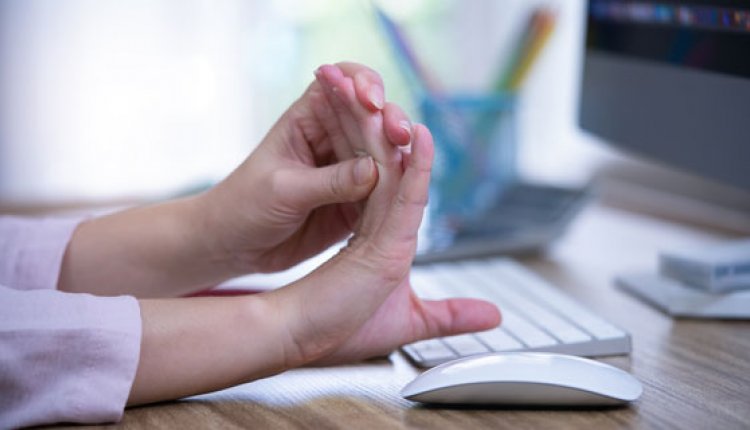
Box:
left=402, top=258, right=631, bottom=367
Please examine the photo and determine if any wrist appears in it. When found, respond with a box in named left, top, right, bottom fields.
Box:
left=188, top=187, right=258, bottom=277
left=262, top=249, right=388, bottom=368
left=130, top=294, right=295, bottom=405
left=247, top=290, right=306, bottom=371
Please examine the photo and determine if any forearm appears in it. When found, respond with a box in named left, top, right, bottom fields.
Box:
left=127, top=294, right=292, bottom=406
left=58, top=194, right=240, bottom=298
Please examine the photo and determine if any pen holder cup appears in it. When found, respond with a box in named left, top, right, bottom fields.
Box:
left=419, top=94, right=517, bottom=245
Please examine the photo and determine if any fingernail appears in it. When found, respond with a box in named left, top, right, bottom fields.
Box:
left=368, top=88, right=384, bottom=110
left=354, top=156, right=375, bottom=185
left=399, top=120, right=412, bottom=140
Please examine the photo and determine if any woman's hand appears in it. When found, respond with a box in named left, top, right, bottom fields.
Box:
left=202, top=63, right=413, bottom=275
left=264, top=72, right=501, bottom=368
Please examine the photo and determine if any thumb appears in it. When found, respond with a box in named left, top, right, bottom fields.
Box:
left=415, top=298, right=501, bottom=341
left=284, top=156, right=378, bottom=210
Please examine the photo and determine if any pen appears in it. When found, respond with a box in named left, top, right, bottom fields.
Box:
left=373, top=4, right=442, bottom=94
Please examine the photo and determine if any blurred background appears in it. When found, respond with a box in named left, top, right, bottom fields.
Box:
left=0, top=0, right=610, bottom=207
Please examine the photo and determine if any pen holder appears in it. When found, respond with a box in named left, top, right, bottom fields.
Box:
left=419, top=93, right=517, bottom=246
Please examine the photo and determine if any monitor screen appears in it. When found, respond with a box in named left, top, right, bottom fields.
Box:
left=579, top=1, right=750, bottom=191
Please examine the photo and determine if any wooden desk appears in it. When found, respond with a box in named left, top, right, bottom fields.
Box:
left=60, top=203, right=750, bottom=429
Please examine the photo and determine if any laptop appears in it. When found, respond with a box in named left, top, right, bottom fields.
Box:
left=415, top=181, right=589, bottom=264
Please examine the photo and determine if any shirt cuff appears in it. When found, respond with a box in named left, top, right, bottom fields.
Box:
left=0, top=216, right=84, bottom=290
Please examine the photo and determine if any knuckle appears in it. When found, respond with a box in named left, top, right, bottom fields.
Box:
left=393, top=191, right=429, bottom=212
left=385, top=101, right=404, bottom=117
left=415, top=162, right=433, bottom=173
left=328, top=167, right=347, bottom=199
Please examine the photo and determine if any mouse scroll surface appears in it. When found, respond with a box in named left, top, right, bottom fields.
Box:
left=401, top=353, right=643, bottom=406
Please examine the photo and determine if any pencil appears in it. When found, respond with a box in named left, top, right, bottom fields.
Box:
left=493, top=7, right=557, bottom=92
left=507, top=9, right=557, bottom=90
left=373, top=4, right=441, bottom=94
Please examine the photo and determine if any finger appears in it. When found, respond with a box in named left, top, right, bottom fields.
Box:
left=314, top=66, right=360, bottom=161
left=293, top=83, right=328, bottom=147
left=336, top=62, right=384, bottom=87
left=278, top=156, right=378, bottom=210
left=278, top=203, right=361, bottom=266
left=383, top=102, right=412, bottom=147
left=374, top=124, right=433, bottom=246
left=298, top=83, right=342, bottom=164
left=400, top=146, right=412, bottom=172
left=416, top=298, right=502, bottom=340
left=353, top=71, right=384, bottom=112
left=316, top=65, right=370, bottom=155
left=317, top=64, right=401, bottom=167
left=315, top=64, right=402, bottom=237
left=337, top=62, right=385, bottom=112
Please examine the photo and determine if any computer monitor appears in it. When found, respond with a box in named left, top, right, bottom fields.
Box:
left=579, top=1, right=750, bottom=192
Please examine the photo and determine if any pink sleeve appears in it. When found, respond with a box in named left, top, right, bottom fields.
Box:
left=0, top=217, right=143, bottom=427
left=0, top=287, right=142, bottom=428
left=0, top=216, right=82, bottom=290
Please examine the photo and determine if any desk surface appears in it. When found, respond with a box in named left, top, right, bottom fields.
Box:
left=59, top=203, right=750, bottom=429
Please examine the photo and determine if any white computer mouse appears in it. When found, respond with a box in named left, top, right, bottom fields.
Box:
left=401, top=352, right=643, bottom=406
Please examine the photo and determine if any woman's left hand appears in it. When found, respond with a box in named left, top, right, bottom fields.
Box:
left=202, top=62, right=412, bottom=275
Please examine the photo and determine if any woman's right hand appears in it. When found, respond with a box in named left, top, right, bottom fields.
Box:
left=264, top=76, right=501, bottom=368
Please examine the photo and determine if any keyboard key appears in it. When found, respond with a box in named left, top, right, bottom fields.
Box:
left=428, top=265, right=500, bottom=302
left=411, top=269, right=454, bottom=300
left=475, top=329, right=524, bottom=351
left=442, top=334, right=490, bottom=356
left=407, top=339, right=457, bottom=363
left=462, top=263, right=592, bottom=344
left=582, top=322, right=626, bottom=340
left=500, top=310, right=558, bottom=348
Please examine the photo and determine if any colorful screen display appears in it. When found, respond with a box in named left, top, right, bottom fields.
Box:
left=587, top=1, right=750, bottom=78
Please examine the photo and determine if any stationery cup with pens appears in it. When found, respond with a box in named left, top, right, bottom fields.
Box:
left=420, top=93, right=517, bottom=244
left=374, top=4, right=556, bottom=245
